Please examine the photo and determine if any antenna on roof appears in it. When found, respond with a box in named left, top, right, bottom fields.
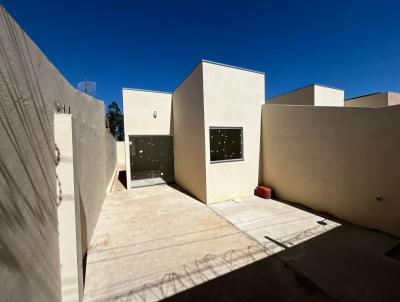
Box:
left=77, top=78, right=96, bottom=97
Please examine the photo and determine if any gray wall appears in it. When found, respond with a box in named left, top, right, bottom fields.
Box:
left=262, top=104, right=400, bottom=237
left=0, top=6, right=116, bottom=301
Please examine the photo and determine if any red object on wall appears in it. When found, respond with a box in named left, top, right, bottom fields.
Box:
left=255, top=186, right=272, bottom=199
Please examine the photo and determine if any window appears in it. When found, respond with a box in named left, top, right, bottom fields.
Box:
left=210, top=127, right=243, bottom=162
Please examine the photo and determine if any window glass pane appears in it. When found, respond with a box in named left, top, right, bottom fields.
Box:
left=210, top=128, right=243, bottom=162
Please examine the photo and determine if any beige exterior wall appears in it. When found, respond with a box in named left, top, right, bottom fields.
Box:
left=0, top=6, right=116, bottom=301
left=55, top=115, right=84, bottom=301
left=172, top=65, right=207, bottom=202
left=268, top=85, right=314, bottom=105
left=261, top=104, right=400, bottom=237
left=389, top=92, right=400, bottom=106
left=202, top=62, right=265, bottom=203
left=116, top=141, right=126, bottom=166
left=268, top=85, right=344, bottom=107
left=122, top=89, right=172, bottom=189
left=345, top=93, right=388, bottom=107
left=345, top=92, right=400, bottom=107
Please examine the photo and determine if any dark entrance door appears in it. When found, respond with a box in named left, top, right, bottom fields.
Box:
left=129, top=135, right=174, bottom=187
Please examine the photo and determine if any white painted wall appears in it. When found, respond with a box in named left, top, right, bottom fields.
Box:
left=314, top=85, right=344, bottom=106
left=202, top=62, right=265, bottom=203
left=122, top=89, right=172, bottom=189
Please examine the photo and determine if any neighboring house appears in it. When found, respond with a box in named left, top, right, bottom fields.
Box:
left=345, top=91, right=400, bottom=107
left=267, top=84, right=344, bottom=106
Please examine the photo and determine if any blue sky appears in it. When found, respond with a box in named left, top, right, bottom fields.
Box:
left=3, top=0, right=400, bottom=109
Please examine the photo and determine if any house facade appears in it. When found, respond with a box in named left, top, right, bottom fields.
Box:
left=123, top=60, right=264, bottom=204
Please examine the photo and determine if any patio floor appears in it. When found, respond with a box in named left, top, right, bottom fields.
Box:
left=84, top=184, right=400, bottom=302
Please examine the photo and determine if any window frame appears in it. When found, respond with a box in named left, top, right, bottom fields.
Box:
left=209, top=126, right=244, bottom=163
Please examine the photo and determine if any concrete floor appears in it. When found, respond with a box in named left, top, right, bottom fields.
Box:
left=210, top=196, right=341, bottom=254
left=84, top=184, right=400, bottom=302
left=83, top=185, right=266, bottom=302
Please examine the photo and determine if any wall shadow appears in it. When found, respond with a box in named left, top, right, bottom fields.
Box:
left=118, top=170, right=127, bottom=189
left=160, top=225, right=400, bottom=302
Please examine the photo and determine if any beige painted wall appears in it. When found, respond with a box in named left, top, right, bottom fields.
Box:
left=268, top=85, right=344, bottom=107
left=55, top=115, right=84, bottom=301
left=345, top=93, right=388, bottom=107
left=389, top=92, right=400, bottom=106
left=116, top=141, right=126, bottom=166
left=202, top=62, right=265, bottom=203
left=172, top=65, right=207, bottom=202
left=268, top=85, right=314, bottom=105
left=0, top=6, right=116, bottom=301
left=122, top=89, right=172, bottom=189
left=345, top=92, right=400, bottom=107
left=262, top=104, right=400, bottom=237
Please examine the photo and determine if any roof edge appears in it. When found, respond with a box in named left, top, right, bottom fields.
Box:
left=268, top=83, right=344, bottom=100
left=122, top=87, right=172, bottom=94
left=201, top=59, right=265, bottom=75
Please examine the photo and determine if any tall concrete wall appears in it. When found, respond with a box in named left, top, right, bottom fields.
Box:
left=0, top=6, right=116, bottom=301
left=122, top=89, right=172, bottom=189
left=261, top=104, right=400, bottom=237
left=172, top=65, right=207, bottom=202
left=202, top=62, right=265, bottom=203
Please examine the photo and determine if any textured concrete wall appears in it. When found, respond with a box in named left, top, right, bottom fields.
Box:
left=172, top=64, right=207, bottom=202
left=0, top=6, right=116, bottom=301
left=202, top=62, right=265, bottom=203
left=262, top=104, right=400, bottom=237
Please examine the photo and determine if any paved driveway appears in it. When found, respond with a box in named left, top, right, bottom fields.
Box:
left=83, top=185, right=265, bottom=302
left=84, top=185, right=400, bottom=302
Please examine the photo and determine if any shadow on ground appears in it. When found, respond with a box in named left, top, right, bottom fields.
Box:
left=164, top=226, right=400, bottom=302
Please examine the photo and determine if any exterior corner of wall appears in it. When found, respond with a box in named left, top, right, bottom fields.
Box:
left=54, top=114, right=84, bottom=302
